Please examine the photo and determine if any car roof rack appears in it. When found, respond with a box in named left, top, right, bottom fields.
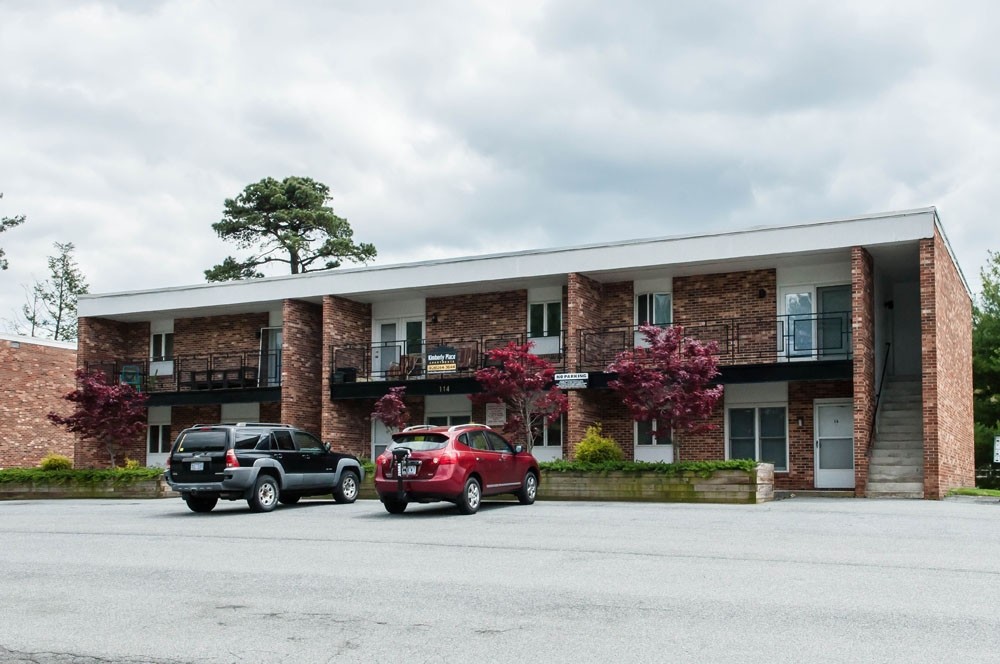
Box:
left=191, top=423, right=293, bottom=428
left=447, top=423, right=491, bottom=432
left=401, top=424, right=437, bottom=432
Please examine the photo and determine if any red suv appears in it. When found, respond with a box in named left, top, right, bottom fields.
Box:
left=374, top=423, right=540, bottom=515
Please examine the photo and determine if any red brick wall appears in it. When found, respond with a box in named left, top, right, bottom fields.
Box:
left=174, top=313, right=268, bottom=358
left=322, top=295, right=372, bottom=450
left=172, top=405, right=223, bottom=433
left=281, top=300, right=323, bottom=436
left=601, top=282, right=633, bottom=327
left=77, top=317, right=149, bottom=366
left=673, top=270, right=777, bottom=365
left=922, top=231, right=975, bottom=498
left=852, top=247, right=875, bottom=496
left=0, top=338, right=78, bottom=468
left=426, top=291, right=527, bottom=343
left=675, top=404, right=725, bottom=461
left=260, top=401, right=281, bottom=424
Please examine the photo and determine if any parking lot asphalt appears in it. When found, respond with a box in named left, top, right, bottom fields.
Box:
left=2, top=496, right=999, bottom=663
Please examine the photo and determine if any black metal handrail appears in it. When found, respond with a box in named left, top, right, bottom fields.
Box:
left=576, top=312, right=852, bottom=371
left=84, top=349, right=283, bottom=393
left=867, top=342, right=892, bottom=457
left=331, top=332, right=567, bottom=382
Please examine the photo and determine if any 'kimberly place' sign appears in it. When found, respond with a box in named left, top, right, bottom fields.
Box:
left=426, top=346, right=458, bottom=373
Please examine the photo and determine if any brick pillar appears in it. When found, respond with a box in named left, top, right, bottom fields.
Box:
left=565, top=273, right=604, bottom=457
left=852, top=246, right=875, bottom=496
left=281, top=299, right=323, bottom=436
left=321, top=295, right=371, bottom=456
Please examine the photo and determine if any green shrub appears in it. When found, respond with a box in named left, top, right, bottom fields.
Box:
left=540, top=459, right=759, bottom=476
left=574, top=424, right=624, bottom=463
left=122, top=457, right=141, bottom=470
left=39, top=453, right=73, bottom=471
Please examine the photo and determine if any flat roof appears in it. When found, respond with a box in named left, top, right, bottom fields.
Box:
left=79, top=207, right=961, bottom=320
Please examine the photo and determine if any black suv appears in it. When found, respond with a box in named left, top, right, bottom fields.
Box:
left=164, top=423, right=365, bottom=513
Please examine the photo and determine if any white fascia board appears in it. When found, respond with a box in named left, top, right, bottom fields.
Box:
left=79, top=208, right=937, bottom=319
left=0, top=333, right=77, bottom=350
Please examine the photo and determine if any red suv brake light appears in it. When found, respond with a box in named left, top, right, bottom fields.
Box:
left=436, top=451, right=457, bottom=465
left=225, top=449, right=239, bottom=469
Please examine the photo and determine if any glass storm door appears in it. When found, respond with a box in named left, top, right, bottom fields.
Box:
left=259, top=327, right=282, bottom=387
left=782, top=290, right=814, bottom=357
left=818, top=285, right=851, bottom=357
left=814, top=401, right=854, bottom=489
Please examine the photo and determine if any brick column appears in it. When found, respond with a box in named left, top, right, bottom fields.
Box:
left=281, top=299, right=323, bottom=436
left=565, top=273, right=604, bottom=458
left=852, top=246, right=875, bottom=496
left=321, top=295, right=371, bottom=456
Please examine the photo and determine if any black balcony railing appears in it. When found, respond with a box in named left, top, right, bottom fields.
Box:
left=331, top=332, right=567, bottom=383
left=84, top=350, right=283, bottom=393
left=577, top=312, right=852, bottom=371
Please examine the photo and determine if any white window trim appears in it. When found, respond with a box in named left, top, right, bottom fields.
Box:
left=634, top=420, right=672, bottom=446
left=634, top=292, right=673, bottom=326
left=725, top=403, right=789, bottom=473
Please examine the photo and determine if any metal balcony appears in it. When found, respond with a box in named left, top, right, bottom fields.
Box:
left=84, top=349, right=283, bottom=393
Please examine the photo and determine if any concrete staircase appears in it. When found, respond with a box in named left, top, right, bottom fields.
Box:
left=867, top=377, right=924, bottom=499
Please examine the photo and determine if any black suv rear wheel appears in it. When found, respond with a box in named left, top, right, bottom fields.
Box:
left=334, top=470, right=360, bottom=504
left=248, top=475, right=279, bottom=512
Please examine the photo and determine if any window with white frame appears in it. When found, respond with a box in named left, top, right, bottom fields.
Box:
left=532, top=415, right=563, bottom=448
left=151, top=333, right=174, bottom=361
left=148, top=424, right=172, bottom=454
left=636, top=419, right=671, bottom=446
left=727, top=406, right=787, bottom=471
left=528, top=302, right=561, bottom=339
left=636, top=293, right=671, bottom=326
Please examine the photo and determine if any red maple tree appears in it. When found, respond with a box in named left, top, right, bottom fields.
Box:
left=372, top=386, right=409, bottom=432
left=607, top=324, right=724, bottom=445
left=48, top=369, right=149, bottom=467
left=470, top=341, right=568, bottom=450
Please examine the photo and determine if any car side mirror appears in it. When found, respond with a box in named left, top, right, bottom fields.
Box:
left=514, top=444, right=524, bottom=454
left=324, top=442, right=331, bottom=452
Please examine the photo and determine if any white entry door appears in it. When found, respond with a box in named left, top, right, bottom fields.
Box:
left=814, top=401, right=854, bottom=489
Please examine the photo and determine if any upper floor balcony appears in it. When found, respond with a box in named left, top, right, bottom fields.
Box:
left=330, top=310, right=852, bottom=386
left=84, top=349, right=283, bottom=395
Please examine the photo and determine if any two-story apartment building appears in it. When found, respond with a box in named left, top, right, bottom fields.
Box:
left=75, top=207, right=974, bottom=498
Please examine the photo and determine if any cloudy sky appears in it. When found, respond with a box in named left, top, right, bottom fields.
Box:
left=2, top=0, right=999, bottom=332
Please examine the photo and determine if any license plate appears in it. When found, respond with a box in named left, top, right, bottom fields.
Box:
left=400, top=464, right=418, bottom=477
left=190, top=461, right=204, bottom=471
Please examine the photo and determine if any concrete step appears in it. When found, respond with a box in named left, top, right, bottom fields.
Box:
left=868, top=465, right=923, bottom=482
left=870, top=449, right=923, bottom=462
left=878, top=396, right=921, bottom=414
left=875, top=428, right=923, bottom=438
left=873, top=438, right=923, bottom=450
left=867, top=480, right=924, bottom=498
left=879, top=412, right=922, bottom=425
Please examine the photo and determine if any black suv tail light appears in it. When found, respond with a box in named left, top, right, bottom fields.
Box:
left=225, top=449, right=239, bottom=468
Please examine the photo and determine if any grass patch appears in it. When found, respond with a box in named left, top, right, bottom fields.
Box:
left=948, top=487, right=1000, bottom=498
left=0, top=467, right=164, bottom=487
left=538, top=459, right=759, bottom=477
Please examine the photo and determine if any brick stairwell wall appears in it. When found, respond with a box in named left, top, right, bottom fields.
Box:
left=921, top=230, right=975, bottom=498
